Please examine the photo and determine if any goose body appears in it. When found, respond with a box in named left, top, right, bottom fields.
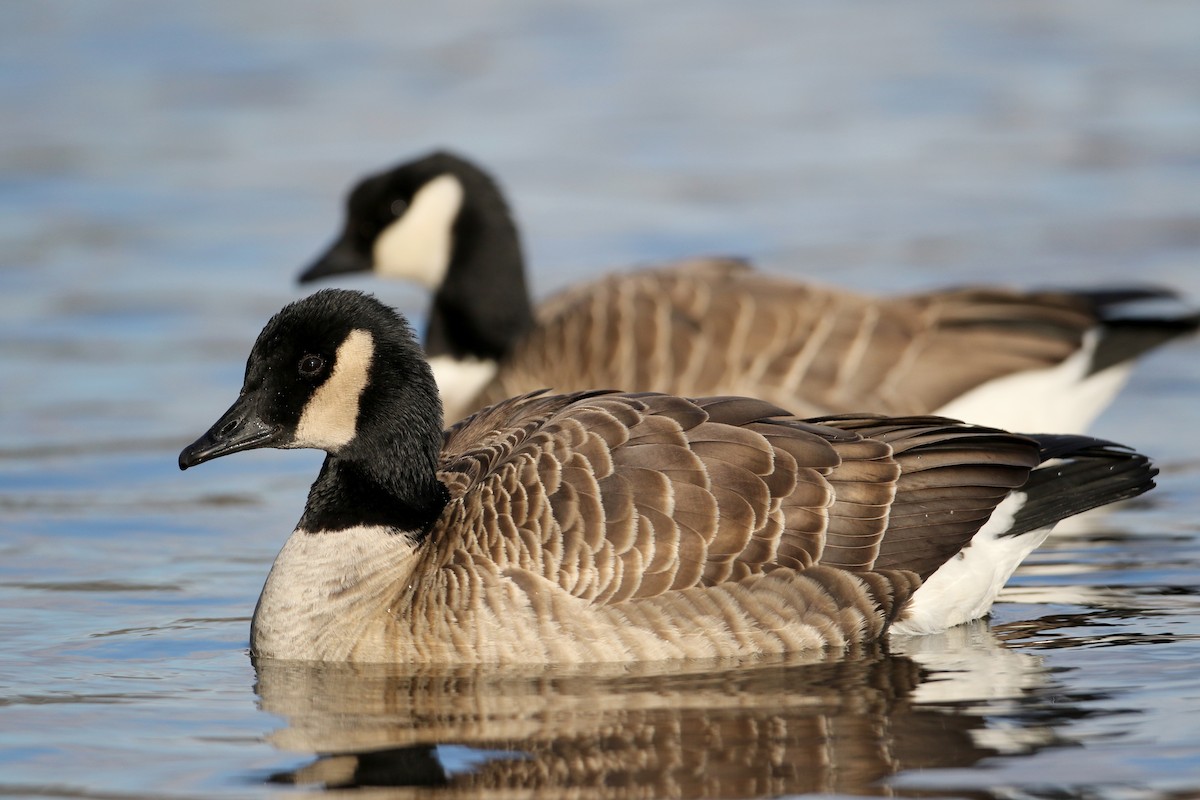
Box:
left=179, top=290, right=1156, bottom=664
left=299, top=151, right=1198, bottom=427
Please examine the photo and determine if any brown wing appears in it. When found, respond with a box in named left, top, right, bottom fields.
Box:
left=431, top=393, right=1043, bottom=612
left=866, top=288, right=1096, bottom=413
left=812, top=414, right=1042, bottom=579
left=471, top=263, right=1098, bottom=418
left=432, top=391, right=886, bottom=606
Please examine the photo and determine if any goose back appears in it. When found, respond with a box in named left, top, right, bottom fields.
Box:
left=471, top=260, right=1131, bottom=424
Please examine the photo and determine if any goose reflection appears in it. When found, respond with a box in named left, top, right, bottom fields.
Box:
left=254, top=620, right=1066, bottom=797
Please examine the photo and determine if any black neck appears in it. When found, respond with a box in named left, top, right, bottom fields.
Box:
left=298, top=455, right=449, bottom=535
left=298, top=351, right=450, bottom=535
left=423, top=177, right=536, bottom=361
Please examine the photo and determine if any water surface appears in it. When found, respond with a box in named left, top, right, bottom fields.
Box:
left=3, top=2, right=1199, bottom=797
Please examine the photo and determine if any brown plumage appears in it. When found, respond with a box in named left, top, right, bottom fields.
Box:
left=373, top=393, right=1031, bottom=663
left=477, top=260, right=1114, bottom=418
left=298, top=151, right=1199, bottom=427
left=178, top=290, right=1157, bottom=664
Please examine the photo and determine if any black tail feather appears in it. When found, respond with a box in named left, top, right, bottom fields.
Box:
left=1051, top=285, right=1200, bottom=375
left=1008, top=435, right=1157, bottom=537
left=1091, top=313, right=1200, bottom=375
left=1065, top=285, right=1182, bottom=309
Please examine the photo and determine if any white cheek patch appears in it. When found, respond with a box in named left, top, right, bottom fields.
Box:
left=373, top=173, right=464, bottom=289
left=293, top=329, right=374, bottom=451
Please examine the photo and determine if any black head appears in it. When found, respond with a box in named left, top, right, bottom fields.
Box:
left=179, top=289, right=443, bottom=473
left=298, top=150, right=506, bottom=286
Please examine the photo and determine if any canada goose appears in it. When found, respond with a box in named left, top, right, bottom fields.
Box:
left=298, top=151, right=1199, bottom=427
left=179, top=289, right=1155, bottom=664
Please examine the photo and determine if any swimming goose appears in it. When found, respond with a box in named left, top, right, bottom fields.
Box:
left=298, top=151, right=1199, bottom=427
left=179, top=289, right=1155, bottom=664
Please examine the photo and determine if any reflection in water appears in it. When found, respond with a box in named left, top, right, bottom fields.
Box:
left=998, top=607, right=1200, bottom=652
left=256, top=622, right=1063, bottom=797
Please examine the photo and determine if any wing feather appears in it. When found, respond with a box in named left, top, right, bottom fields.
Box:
left=814, top=415, right=1041, bottom=579
left=471, top=267, right=1114, bottom=423
left=434, top=391, right=842, bottom=605
left=433, top=396, right=1046, bottom=612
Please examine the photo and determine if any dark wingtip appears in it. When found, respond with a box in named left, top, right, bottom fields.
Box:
left=1008, top=435, right=1157, bottom=536
left=1090, top=310, right=1200, bottom=375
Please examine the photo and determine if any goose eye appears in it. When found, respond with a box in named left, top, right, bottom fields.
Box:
left=389, top=199, right=407, bottom=217
left=298, top=354, right=326, bottom=378
left=354, top=220, right=376, bottom=242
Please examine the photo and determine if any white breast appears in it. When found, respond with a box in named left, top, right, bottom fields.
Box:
left=251, top=525, right=420, bottom=661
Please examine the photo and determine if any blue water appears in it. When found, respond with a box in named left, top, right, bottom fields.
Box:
left=3, top=2, right=1200, bottom=797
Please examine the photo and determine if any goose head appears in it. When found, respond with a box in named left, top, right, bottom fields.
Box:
left=298, top=151, right=517, bottom=286
left=298, top=151, right=535, bottom=367
left=179, top=289, right=448, bottom=533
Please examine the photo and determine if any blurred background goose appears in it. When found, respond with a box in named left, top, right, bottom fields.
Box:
left=298, top=151, right=1199, bottom=428
left=178, top=289, right=1156, bottom=664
